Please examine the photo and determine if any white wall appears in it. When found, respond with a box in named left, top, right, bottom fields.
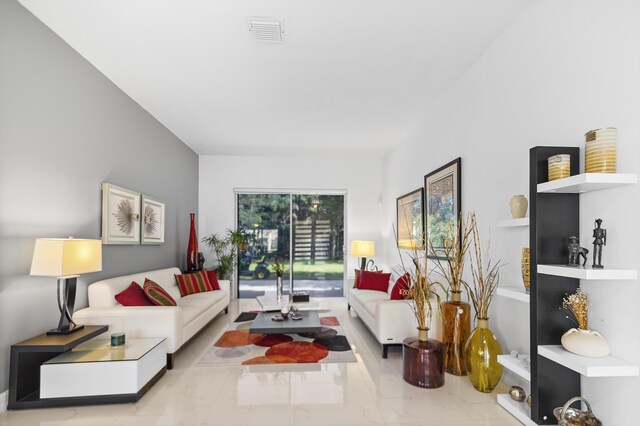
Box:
left=199, top=155, right=383, bottom=292
left=381, top=0, right=640, bottom=423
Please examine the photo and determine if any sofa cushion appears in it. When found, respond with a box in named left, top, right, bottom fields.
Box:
left=358, top=270, right=391, bottom=292
left=177, top=290, right=225, bottom=310
left=206, top=269, right=221, bottom=291
left=180, top=304, right=201, bottom=326
left=175, top=270, right=214, bottom=296
left=350, top=288, right=390, bottom=305
left=144, top=279, right=177, bottom=306
left=390, top=273, right=411, bottom=300
left=363, top=300, right=380, bottom=318
left=115, top=282, right=154, bottom=306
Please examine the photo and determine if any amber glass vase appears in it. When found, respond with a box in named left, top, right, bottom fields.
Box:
left=464, top=319, right=503, bottom=392
left=402, top=328, right=445, bottom=388
left=441, top=291, right=471, bottom=376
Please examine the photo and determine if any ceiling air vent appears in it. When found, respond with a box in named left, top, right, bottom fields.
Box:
left=248, top=17, right=284, bottom=43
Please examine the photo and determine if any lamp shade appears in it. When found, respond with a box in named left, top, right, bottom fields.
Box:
left=350, top=240, right=375, bottom=257
left=30, top=238, right=102, bottom=278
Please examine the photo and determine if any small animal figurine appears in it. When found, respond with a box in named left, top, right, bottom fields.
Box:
left=567, top=236, right=589, bottom=267
left=592, top=219, right=607, bottom=269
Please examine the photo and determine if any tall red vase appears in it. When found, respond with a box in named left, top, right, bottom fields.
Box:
left=186, top=213, right=198, bottom=271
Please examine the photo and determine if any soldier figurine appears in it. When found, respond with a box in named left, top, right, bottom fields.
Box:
left=592, top=219, right=607, bottom=269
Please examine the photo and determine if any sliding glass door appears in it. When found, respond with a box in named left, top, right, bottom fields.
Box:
left=236, top=192, right=345, bottom=299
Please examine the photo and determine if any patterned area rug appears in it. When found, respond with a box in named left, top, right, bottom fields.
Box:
left=198, top=312, right=357, bottom=365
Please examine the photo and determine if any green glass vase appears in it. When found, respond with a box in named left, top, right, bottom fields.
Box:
left=464, top=318, right=503, bottom=393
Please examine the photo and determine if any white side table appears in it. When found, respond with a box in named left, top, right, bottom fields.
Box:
left=41, top=338, right=166, bottom=401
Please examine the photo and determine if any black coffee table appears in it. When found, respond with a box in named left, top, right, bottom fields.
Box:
left=249, top=311, right=322, bottom=334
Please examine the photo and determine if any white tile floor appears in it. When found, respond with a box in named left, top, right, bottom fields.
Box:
left=0, top=298, right=519, bottom=425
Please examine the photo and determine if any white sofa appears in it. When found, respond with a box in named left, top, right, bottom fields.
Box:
left=347, top=278, right=441, bottom=358
left=73, top=267, right=230, bottom=368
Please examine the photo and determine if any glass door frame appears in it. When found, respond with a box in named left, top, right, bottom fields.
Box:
left=233, top=188, right=348, bottom=300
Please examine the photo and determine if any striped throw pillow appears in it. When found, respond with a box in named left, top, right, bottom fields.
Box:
left=175, top=270, right=214, bottom=296
left=143, top=278, right=177, bottom=306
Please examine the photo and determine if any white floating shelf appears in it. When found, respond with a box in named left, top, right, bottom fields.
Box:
left=497, top=393, right=536, bottom=426
left=497, top=218, right=529, bottom=228
left=537, top=173, right=637, bottom=194
left=538, top=264, right=637, bottom=280
left=497, top=286, right=530, bottom=303
left=538, top=345, right=639, bottom=377
left=498, top=354, right=531, bottom=381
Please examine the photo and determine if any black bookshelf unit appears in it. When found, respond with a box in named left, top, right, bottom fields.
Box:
left=529, top=146, right=581, bottom=424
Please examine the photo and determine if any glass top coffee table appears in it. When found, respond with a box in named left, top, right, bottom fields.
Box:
left=256, top=295, right=320, bottom=311
left=249, top=311, right=322, bottom=334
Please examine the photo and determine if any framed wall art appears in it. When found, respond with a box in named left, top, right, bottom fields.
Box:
left=101, top=183, right=141, bottom=245
left=141, top=194, right=165, bottom=244
left=396, top=188, right=424, bottom=250
left=424, top=157, right=461, bottom=258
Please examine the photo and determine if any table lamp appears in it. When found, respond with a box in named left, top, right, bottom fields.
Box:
left=350, top=240, right=375, bottom=270
left=30, top=237, right=102, bottom=335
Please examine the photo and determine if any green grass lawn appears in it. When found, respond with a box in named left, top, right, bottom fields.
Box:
left=240, top=260, right=344, bottom=280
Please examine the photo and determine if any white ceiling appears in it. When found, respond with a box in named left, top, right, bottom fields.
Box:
left=19, top=0, right=530, bottom=157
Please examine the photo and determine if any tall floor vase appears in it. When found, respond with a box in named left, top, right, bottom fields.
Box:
left=402, top=328, right=445, bottom=388
left=186, top=213, right=198, bottom=271
left=464, top=319, right=503, bottom=393
left=441, top=291, right=471, bottom=376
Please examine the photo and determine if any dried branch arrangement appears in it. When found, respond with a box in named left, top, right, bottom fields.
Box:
left=394, top=226, right=444, bottom=331
left=428, top=213, right=473, bottom=297
left=562, top=288, right=589, bottom=330
left=468, top=213, right=502, bottom=320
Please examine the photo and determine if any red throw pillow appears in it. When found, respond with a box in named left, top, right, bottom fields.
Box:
left=390, top=273, right=411, bottom=300
left=205, top=269, right=221, bottom=291
left=175, top=270, right=214, bottom=296
left=143, top=278, right=177, bottom=306
left=115, top=282, right=153, bottom=306
left=354, top=269, right=383, bottom=288
left=358, top=270, right=392, bottom=292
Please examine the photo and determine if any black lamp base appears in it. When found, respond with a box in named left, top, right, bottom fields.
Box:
left=47, top=324, right=84, bottom=336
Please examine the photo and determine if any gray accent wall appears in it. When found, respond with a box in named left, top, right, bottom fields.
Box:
left=0, top=0, right=198, bottom=393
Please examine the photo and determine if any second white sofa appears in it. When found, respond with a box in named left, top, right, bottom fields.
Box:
left=347, top=278, right=441, bottom=358
left=73, top=267, right=230, bottom=368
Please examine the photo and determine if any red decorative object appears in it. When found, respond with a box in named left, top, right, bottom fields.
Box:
left=358, top=270, right=391, bottom=292
left=390, top=273, right=411, bottom=300
left=402, top=336, right=445, bottom=388
left=186, top=213, right=198, bottom=271
left=205, top=269, right=221, bottom=290
left=175, top=270, right=214, bottom=296
left=115, top=282, right=153, bottom=306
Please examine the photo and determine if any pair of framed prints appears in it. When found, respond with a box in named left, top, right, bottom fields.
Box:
left=396, top=158, right=461, bottom=258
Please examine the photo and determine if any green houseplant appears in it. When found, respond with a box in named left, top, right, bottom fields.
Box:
left=201, top=229, right=251, bottom=280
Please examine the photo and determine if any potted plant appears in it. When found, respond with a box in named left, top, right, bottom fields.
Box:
left=428, top=214, right=473, bottom=376
left=201, top=229, right=252, bottom=281
left=464, top=213, right=504, bottom=392
left=397, top=239, right=446, bottom=388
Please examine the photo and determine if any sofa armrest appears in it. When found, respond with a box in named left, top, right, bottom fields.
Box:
left=218, top=279, right=231, bottom=301
left=73, top=306, right=184, bottom=353
left=374, top=298, right=442, bottom=343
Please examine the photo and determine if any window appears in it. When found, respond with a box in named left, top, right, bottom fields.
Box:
left=236, top=192, right=345, bottom=299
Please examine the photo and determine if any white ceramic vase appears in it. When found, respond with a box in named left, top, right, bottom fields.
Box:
left=509, top=195, right=528, bottom=219
left=561, top=328, right=610, bottom=358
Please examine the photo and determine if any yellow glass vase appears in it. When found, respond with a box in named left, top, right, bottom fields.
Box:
left=464, top=319, right=503, bottom=393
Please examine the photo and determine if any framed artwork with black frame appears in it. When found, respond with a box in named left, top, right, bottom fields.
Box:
left=396, top=188, right=424, bottom=250
left=424, top=157, right=461, bottom=259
